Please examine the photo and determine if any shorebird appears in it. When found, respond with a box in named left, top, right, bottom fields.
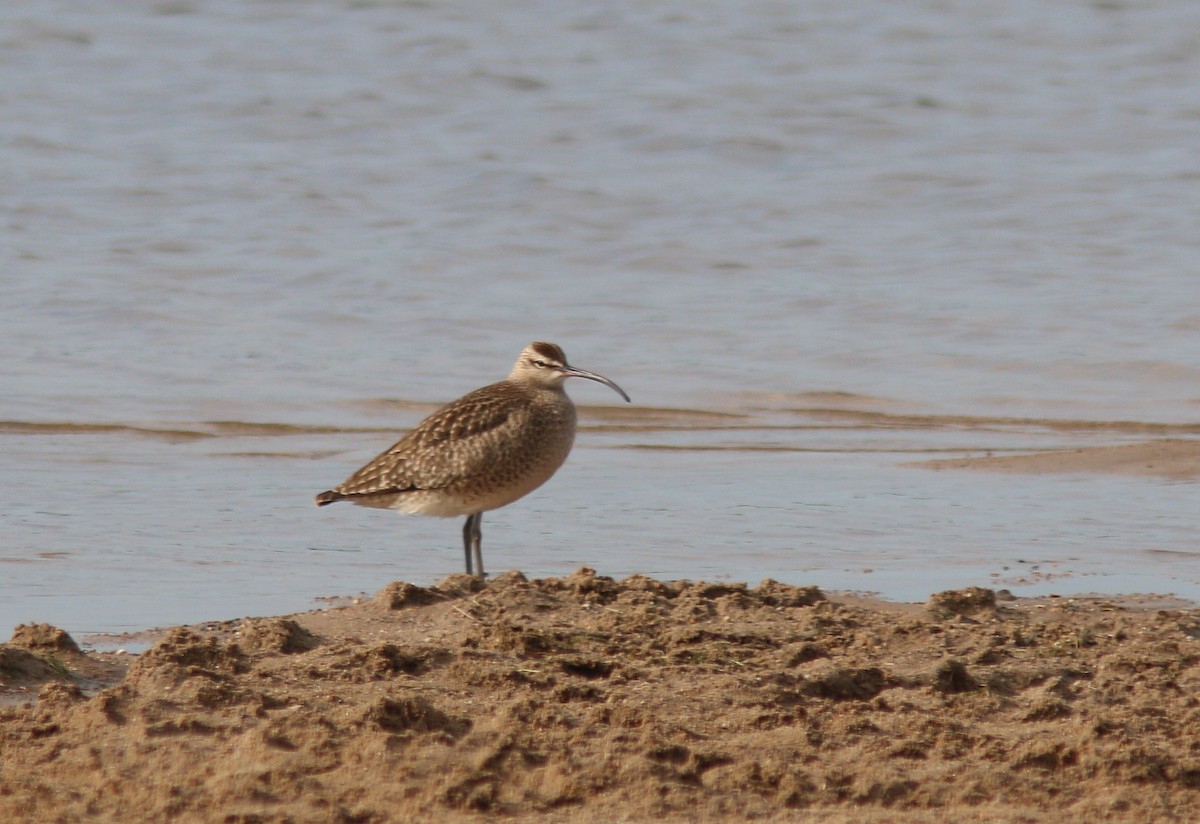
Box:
left=314, top=342, right=630, bottom=577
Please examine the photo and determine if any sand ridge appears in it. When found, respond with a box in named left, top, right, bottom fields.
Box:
left=2, top=569, right=1199, bottom=822
left=914, top=438, right=1200, bottom=479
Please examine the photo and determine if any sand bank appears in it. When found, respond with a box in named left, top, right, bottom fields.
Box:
left=915, top=438, right=1200, bottom=479
left=3, top=570, right=1199, bottom=821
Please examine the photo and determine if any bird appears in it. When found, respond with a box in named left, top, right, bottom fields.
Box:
left=314, top=342, right=630, bottom=577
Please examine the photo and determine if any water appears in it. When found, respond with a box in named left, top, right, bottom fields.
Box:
left=3, top=0, right=1199, bottom=637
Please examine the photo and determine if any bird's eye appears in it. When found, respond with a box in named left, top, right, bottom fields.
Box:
left=532, top=359, right=548, bottom=368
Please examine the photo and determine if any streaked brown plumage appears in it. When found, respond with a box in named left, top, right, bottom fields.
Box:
left=315, top=342, right=630, bottom=576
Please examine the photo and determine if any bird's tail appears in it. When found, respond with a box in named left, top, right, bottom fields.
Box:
left=314, top=490, right=345, bottom=506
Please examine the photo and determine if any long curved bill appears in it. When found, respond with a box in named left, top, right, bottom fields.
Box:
left=562, top=364, right=631, bottom=403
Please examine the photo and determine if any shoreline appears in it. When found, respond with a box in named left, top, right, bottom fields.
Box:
left=3, top=569, right=1199, bottom=821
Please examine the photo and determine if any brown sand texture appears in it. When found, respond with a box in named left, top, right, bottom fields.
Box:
left=915, top=438, right=1200, bottom=479
left=3, top=569, right=1199, bottom=822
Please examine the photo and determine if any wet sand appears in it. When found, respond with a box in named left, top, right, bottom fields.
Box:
left=3, top=569, right=1199, bottom=822
left=914, top=438, right=1200, bottom=479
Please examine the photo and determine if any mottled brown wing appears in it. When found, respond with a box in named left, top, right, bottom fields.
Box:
left=329, top=382, right=526, bottom=498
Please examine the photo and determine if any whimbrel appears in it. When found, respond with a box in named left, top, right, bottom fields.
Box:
left=314, top=342, right=630, bottom=577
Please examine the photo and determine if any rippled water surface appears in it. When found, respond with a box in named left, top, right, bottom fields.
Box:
left=3, top=0, right=1199, bottom=636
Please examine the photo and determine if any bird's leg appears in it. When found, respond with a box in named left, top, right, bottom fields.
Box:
left=462, top=512, right=484, bottom=577
left=462, top=514, right=476, bottom=576
left=471, top=513, right=484, bottom=578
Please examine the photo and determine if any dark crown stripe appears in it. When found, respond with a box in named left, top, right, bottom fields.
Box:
left=530, top=341, right=565, bottom=362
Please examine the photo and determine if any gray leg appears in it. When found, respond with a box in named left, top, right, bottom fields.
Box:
left=462, top=514, right=475, bottom=575
left=472, top=513, right=484, bottom=577
left=462, top=512, right=484, bottom=577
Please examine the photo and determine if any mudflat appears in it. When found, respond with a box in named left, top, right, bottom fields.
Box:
left=2, top=569, right=1198, bottom=822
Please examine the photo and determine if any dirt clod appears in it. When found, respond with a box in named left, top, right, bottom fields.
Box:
left=927, top=586, right=998, bottom=617
left=10, top=622, right=81, bottom=654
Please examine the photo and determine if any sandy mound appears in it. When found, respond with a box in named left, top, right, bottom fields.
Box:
left=2, top=569, right=1199, bottom=822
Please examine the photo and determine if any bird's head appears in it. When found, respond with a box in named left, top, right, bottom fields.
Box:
left=511, top=341, right=631, bottom=402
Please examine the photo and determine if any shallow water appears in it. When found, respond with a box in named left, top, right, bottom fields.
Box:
left=3, top=0, right=1199, bottom=637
